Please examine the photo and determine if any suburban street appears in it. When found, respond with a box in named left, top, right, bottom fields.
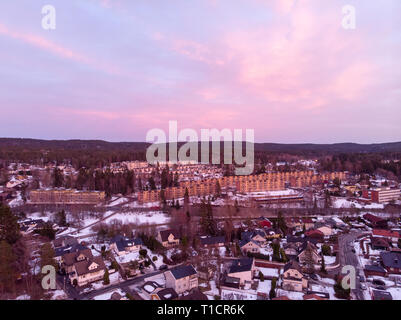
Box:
left=338, top=231, right=368, bottom=300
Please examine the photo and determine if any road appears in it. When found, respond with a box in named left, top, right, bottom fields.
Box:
left=338, top=231, right=368, bottom=300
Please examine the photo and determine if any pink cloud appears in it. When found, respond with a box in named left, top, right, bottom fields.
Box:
left=0, top=23, right=119, bottom=75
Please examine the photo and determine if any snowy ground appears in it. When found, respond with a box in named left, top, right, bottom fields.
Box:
left=90, top=271, right=123, bottom=290
left=221, top=289, right=258, bottom=300
left=49, top=289, right=68, bottom=300
left=333, top=198, right=384, bottom=209
left=8, top=192, right=24, bottom=207
left=107, top=197, right=129, bottom=207
left=276, top=289, right=304, bottom=300
left=93, top=288, right=126, bottom=300
left=257, top=267, right=280, bottom=278
left=23, top=211, right=51, bottom=222
left=103, top=211, right=169, bottom=225
left=387, top=287, right=401, bottom=300
left=323, top=255, right=336, bottom=265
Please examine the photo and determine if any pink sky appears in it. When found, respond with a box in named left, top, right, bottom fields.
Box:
left=0, top=0, right=400, bottom=143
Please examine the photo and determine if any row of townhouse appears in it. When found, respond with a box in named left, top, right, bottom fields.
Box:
left=29, top=189, right=106, bottom=204
left=138, top=171, right=346, bottom=203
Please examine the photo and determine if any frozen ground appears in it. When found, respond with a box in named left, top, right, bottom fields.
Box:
left=333, top=198, right=384, bottom=209
left=103, top=211, right=169, bottom=225
left=93, top=288, right=126, bottom=300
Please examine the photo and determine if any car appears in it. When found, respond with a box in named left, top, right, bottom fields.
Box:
left=373, top=279, right=386, bottom=286
left=159, top=264, right=168, bottom=271
left=351, top=248, right=356, bottom=253
left=360, top=283, right=367, bottom=290
left=310, top=274, right=320, bottom=281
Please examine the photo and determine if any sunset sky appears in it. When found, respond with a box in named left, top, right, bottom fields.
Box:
left=0, top=0, right=400, bottom=143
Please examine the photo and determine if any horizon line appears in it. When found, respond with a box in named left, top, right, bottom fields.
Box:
left=1, top=137, right=401, bottom=145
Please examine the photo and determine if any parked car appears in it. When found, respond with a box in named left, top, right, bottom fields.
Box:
left=360, top=283, right=367, bottom=290
left=375, top=285, right=386, bottom=290
left=373, top=279, right=386, bottom=286
left=310, top=274, right=321, bottom=281
left=159, top=264, right=168, bottom=271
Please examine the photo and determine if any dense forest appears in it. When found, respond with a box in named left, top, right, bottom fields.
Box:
left=0, top=138, right=400, bottom=183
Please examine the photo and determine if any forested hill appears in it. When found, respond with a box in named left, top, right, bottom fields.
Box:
left=254, top=142, right=401, bottom=153
left=0, top=138, right=149, bottom=151
left=1, top=138, right=401, bottom=153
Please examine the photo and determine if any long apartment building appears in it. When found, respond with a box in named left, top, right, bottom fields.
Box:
left=30, top=189, right=105, bottom=204
left=137, top=171, right=346, bottom=203
left=362, top=187, right=401, bottom=203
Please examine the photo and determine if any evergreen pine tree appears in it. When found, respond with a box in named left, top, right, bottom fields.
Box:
left=103, top=268, right=110, bottom=285
left=0, top=240, right=17, bottom=295
left=0, top=205, right=21, bottom=244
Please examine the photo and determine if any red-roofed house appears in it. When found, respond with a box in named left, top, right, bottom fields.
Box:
left=305, top=229, right=324, bottom=241
left=373, top=229, right=400, bottom=244
left=303, top=294, right=328, bottom=300
left=257, top=217, right=272, bottom=228
left=363, top=214, right=387, bottom=228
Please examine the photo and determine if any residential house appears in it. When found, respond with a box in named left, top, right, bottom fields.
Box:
left=53, top=236, right=78, bottom=249
left=196, top=265, right=214, bottom=280
left=364, top=265, right=387, bottom=278
left=371, top=237, right=391, bottom=251
left=363, top=214, right=387, bottom=228
left=256, top=216, right=272, bottom=228
left=55, top=243, right=88, bottom=263
left=282, top=260, right=308, bottom=292
left=380, top=252, right=401, bottom=274
left=283, top=242, right=299, bottom=261
left=285, top=218, right=314, bottom=232
left=372, top=229, right=400, bottom=245
left=372, top=290, right=392, bottom=300
left=286, top=235, right=319, bottom=247
left=241, top=230, right=267, bottom=246
left=239, top=239, right=261, bottom=255
left=157, top=229, right=180, bottom=248
left=226, top=258, right=256, bottom=286
left=304, top=229, right=325, bottom=242
left=66, top=252, right=106, bottom=287
left=164, top=265, right=198, bottom=294
left=61, top=248, right=93, bottom=274
left=199, top=236, right=225, bottom=248
left=179, top=289, right=208, bottom=300
left=110, top=235, right=143, bottom=255
left=298, top=241, right=322, bottom=266
left=316, top=226, right=334, bottom=238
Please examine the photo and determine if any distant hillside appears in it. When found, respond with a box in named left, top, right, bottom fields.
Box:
left=0, top=138, right=149, bottom=151
left=253, top=142, right=401, bottom=153
left=1, top=138, right=401, bottom=154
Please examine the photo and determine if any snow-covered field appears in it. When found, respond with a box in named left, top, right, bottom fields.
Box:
left=107, top=197, right=129, bottom=207
left=103, top=211, right=169, bottom=225
left=333, top=198, right=384, bottom=209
